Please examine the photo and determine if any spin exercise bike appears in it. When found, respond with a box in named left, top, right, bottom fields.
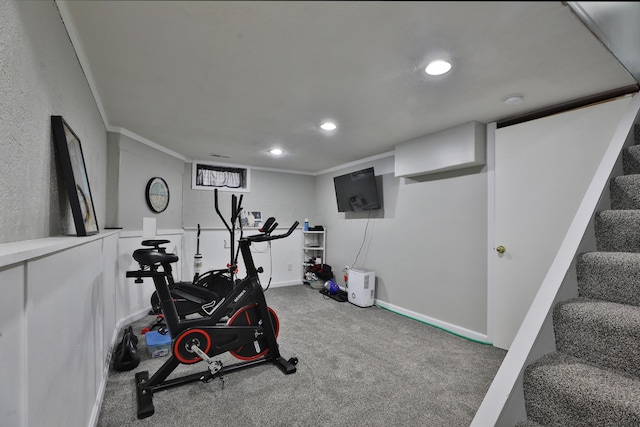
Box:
left=147, top=191, right=248, bottom=318
left=126, top=196, right=299, bottom=419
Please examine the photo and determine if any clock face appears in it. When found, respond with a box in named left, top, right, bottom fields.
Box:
left=146, top=177, right=169, bottom=213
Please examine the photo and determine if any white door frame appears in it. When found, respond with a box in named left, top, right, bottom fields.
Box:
left=486, top=122, right=497, bottom=345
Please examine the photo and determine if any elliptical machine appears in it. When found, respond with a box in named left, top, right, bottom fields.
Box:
left=126, top=194, right=299, bottom=419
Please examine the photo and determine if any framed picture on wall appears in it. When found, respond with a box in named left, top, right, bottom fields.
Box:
left=51, top=115, right=99, bottom=236
left=241, top=210, right=262, bottom=228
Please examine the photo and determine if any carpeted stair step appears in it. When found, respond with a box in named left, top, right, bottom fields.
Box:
left=610, top=174, right=640, bottom=209
left=576, top=252, right=640, bottom=306
left=523, top=351, right=640, bottom=426
left=595, top=210, right=640, bottom=252
left=553, top=297, right=640, bottom=377
left=514, top=420, right=545, bottom=427
left=623, top=145, right=640, bottom=175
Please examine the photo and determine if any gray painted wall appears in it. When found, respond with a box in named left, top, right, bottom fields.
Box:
left=112, top=132, right=184, bottom=230
left=314, top=155, right=489, bottom=335
left=105, top=131, right=120, bottom=228
left=0, top=0, right=107, bottom=243
left=182, top=165, right=315, bottom=230
left=180, top=153, right=488, bottom=336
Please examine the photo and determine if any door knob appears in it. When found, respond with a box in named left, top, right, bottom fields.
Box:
left=496, top=246, right=506, bottom=254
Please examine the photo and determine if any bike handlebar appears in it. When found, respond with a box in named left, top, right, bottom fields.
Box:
left=246, top=221, right=299, bottom=243
left=259, top=217, right=276, bottom=233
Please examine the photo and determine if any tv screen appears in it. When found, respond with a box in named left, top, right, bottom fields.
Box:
left=333, top=167, right=381, bottom=212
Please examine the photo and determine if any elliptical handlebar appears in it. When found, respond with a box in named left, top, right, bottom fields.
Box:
left=231, top=194, right=243, bottom=225
left=246, top=221, right=299, bottom=243
left=215, top=189, right=244, bottom=234
left=214, top=188, right=245, bottom=269
left=214, top=188, right=229, bottom=232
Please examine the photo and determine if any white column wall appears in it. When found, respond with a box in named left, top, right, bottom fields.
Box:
left=0, top=263, right=26, bottom=426
left=0, top=232, right=119, bottom=427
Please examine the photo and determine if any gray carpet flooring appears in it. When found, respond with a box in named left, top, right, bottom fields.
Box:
left=98, top=284, right=506, bottom=426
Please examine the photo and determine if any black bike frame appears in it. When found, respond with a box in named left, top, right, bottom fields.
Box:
left=126, top=219, right=298, bottom=419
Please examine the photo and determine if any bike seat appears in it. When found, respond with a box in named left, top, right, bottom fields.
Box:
left=133, top=248, right=178, bottom=266
left=141, top=239, right=170, bottom=249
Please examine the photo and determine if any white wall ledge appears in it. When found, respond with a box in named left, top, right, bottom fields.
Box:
left=0, top=230, right=120, bottom=269
left=118, top=228, right=185, bottom=238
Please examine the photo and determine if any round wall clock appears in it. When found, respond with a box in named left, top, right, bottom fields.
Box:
left=145, top=177, right=170, bottom=213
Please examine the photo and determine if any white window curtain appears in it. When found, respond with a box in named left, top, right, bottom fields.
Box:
left=196, top=168, right=242, bottom=188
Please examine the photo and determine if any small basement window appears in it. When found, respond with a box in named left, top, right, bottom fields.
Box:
left=192, top=162, right=250, bottom=192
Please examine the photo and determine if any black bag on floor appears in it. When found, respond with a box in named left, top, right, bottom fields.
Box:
left=307, top=263, right=334, bottom=281
left=113, top=326, right=140, bottom=372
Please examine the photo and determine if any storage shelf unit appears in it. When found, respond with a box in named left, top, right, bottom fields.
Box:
left=303, top=230, right=325, bottom=266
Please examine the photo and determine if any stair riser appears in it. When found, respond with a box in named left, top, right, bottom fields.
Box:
left=623, top=146, right=640, bottom=175
left=577, top=254, right=640, bottom=306
left=610, top=175, right=640, bottom=209
left=621, top=124, right=640, bottom=174
left=595, top=212, right=640, bottom=252
left=553, top=300, right=640, bottom=377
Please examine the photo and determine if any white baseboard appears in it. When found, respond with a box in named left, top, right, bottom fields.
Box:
left=90, top=310, right=146, bottom=427
left=265, top=280, right=302, bottom=289
left=375, top=299, right=490, bottom=344
left=89, top=344, right=113, bottom=427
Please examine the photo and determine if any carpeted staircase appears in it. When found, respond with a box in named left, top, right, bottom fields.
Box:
left=516, top=124, right=640, bottom=426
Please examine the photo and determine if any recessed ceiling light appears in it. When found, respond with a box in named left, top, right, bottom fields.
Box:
left=425, top=60, right=452, bottom=76
left=320, top=121, right=337, bottom=131
left=503, top=94, right=524, bottom=105
left=269, top=148, right=283, bottom=156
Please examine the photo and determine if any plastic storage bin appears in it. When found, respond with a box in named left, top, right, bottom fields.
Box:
left=145, top=330, right=171, bottom=358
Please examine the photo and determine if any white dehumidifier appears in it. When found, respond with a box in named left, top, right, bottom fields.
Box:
left=347, top=268, right=375, bottom=307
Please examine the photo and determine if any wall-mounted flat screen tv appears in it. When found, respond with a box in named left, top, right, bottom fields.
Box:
left=333, top=167, right=382, bottom=212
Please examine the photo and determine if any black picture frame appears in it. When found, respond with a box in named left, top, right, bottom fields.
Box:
left=51, top=116, right=99, bottom=236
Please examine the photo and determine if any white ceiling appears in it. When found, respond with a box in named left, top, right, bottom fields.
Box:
left=58, top=1, right=639, bottom=174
